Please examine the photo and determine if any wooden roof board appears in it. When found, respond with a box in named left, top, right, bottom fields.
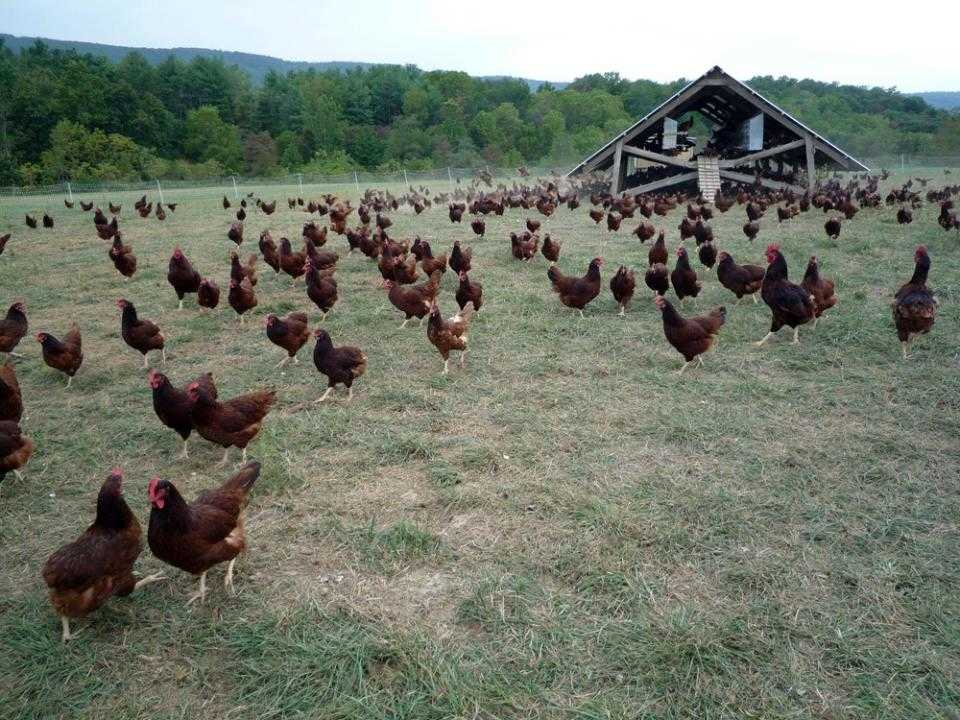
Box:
left=567, top=66, right=869, bottom=177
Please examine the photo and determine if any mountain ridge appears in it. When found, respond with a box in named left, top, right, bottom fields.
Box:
left=0, top=32, right=567, bottom=90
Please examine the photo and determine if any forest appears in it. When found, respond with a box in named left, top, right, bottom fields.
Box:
left=1, top=39, right=958, bottom=185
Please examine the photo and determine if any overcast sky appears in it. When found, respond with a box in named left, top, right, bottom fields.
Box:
left=2, top=0, right=957, bottom=92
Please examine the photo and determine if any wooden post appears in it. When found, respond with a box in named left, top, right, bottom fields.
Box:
left=610, top=139, right=624, bottom=194
left=156, top=178, right=164, bottom=205
left=804, top=136, right=816, bottom=192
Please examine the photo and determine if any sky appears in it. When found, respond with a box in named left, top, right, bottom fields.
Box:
left=1, top=0, right=957, bottom=92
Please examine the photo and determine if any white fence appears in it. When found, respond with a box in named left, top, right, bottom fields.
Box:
left=0, top=166, right=569, bottom=199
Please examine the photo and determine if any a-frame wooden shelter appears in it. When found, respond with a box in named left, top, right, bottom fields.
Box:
left=566, top=66, right=869, bottom=196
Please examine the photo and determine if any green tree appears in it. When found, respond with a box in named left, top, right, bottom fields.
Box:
left=183, top=105, right=242, bottom=171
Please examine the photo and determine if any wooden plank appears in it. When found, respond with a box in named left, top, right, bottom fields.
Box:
left=626, top=171, right=699, bottom=195
left=620, top=145, right=696, bottom=169
left=718, top=169, right=805, bottom=193
left=610, top=139, right=624, bottom=194
left=718, top=139, right=806, bottom=168
left=805, top=137, right=816, bottom=191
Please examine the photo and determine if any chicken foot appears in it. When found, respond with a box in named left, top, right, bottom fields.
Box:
left=187, top=572, right=207, bottom=605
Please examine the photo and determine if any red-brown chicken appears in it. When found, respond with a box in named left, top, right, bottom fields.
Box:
left=648, top=231, right=668, bottom=266
left=259, top=230, right=280, bottom=273
left=198, top=278, right=221, bottom=310
left=148, top=462, right=261, bottom=603
left=305, top=260, right=338, bottom=319
left=449, top=241, right=472, bottom=274
left=230, top=252, right=258, bottom=287
left=279, top=237, right=307, bottom=279
left=892, top=246, right=937, bottom=359
left=168, top=247, right=202, bottom=310
left=541, top=233, right=561, bottom=262
left=37, top=325, right=83, bottom=387
left=610, top=266, right=636, bottom=316
left=0, top=420, right=32, bottom=482
left=0, top=361, right=22, bottom=422
left=0, top=301, right=28, bottom=356
left=313, top=328, right=367, bottom=402
left=385, top=271, right=442, bottom=327
left=455, top=271, right=483, bottom=313
left=118, top=299, right=165, bottom=368
left=715, top=251, right=763, bottom=304
left=670, top=247, right=702, bottom=304
left=645, top=263, right=670, bottom=296
left=757, top=244, right=816, bottom=346
left=654, top=296, right=726, bottom=374
left=510, top=231, right=539, bottom=261
left=42, top=469, right=163, bottom=641
left=801, top=256, right=838, bottom=327
left=547, top=258, right=603, bottom=318
left=228, top=277, right=257, bottom=323
left=187, top=382, right=275, bottom=466
left=109, top=235, right=137, bottom=279
left=265, top=312, right=310, bottom=367
left=149, top=370, right=217, bottom=459
left=426, top=303, right=473, bottom=374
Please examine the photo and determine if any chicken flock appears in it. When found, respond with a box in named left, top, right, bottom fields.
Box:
left=1, top=169, right=953, bottom=641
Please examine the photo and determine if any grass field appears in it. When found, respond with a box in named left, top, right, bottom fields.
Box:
left=1, top=171, right=958, bottom=719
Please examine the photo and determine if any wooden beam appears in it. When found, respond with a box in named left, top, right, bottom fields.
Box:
left=620, top=145, right=696, bottom=169
left=805, top=137, right=816, bottom=191
left=718, top=169, right=805, bottom=193
left=579, top=79, right=708, bottom=173
left=718, top=139, right=806, bottom=168
left=626, top=171, right=699, bottom=196
left=610, top=139, right=624, bottom=194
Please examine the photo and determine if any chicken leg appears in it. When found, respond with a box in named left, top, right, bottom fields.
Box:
left=315, top=387, right=334, bottom=403
left=187, top=572, right=207, bottom=605
left=66, top=376, right=73, bottom=389
left=792, top=327, right=801, bottom=344
left=216, top=447, right=231, bottom=467
left=275, top=355, right=290, bottom=369
left=133, top=572, right=166, bottom=591
left=224, top=559, right=236, bottom=594
left=179, top=439, right=190, bottom=460
left=754, top=331, right=777, bottom=347
left=442, top=358, right=450, bottom=375
left=60, top=616, right=79, bottom=642
left=901, top=340, right=911, bottom=360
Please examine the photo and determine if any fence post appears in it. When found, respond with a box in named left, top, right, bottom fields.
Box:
left=297, top=173, right=304, bottom=196
left=447, top=167, right=454, bottom=190
left=156, top=178, right=164, bottom=205
left=66, top=181, right=73, bottom=202
left=403, top=168, right=409, bottom=188
left=354, top=171, right=360, bottom=194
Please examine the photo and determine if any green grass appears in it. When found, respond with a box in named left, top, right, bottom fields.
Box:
left=1, top=171, right=959, bottom=719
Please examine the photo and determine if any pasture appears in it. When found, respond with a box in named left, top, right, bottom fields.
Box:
left=1, top=171, right=959, bottom=719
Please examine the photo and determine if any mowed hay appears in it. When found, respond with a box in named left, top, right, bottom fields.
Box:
left=1, top=172, right=959, bottom=719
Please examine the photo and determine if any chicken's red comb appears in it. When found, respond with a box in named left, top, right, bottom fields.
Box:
left=109, top=468, right=124, bottom=479
left=186, top=381, right=199, bottom=391
left=916, top=245, right=928, bottom=253
left=766, top=243, right=781, bottom=253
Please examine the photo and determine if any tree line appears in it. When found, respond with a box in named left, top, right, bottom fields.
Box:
left=0, top=40, right=957, bottom=186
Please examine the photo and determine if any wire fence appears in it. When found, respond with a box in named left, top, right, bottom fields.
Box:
left=861, top=156, right=960, bottom=172
left=0, top=166, right=570, bottom=200
left=2, top=157, right=957, bottom=201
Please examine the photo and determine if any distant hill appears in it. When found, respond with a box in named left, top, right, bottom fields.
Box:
left=0, top=33, right=566, bottom=90
left=910, top=92, right=960, bottom=111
